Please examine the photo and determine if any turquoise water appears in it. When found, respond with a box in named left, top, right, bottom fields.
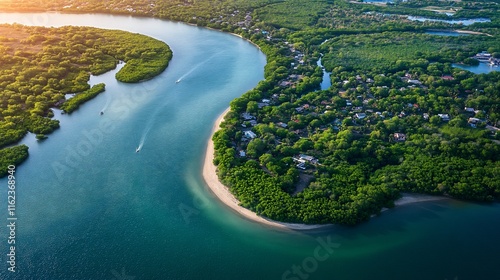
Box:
left=453, top=63, right=499, bottom=74
left=408, top=16, right=490, bottom=26
left=0, top=13, right=499, bottom=280
left=317, top=56, right=331, bottom=90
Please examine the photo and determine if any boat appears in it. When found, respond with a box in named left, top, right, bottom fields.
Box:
left=100, top=111, right=104, bottom=115
left=136, top=147, right=140, bottom=153
left=175, top=79, right=181, bottom=84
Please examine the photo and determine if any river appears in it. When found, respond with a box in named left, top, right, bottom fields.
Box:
left=0, top=12, right=499, bottom=280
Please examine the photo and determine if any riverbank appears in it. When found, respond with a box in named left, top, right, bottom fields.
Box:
left=425, top=28, right=492, bottom=37
left=454, top=29, right=493, bottom=36
left=202, top=109, right=449, bottom=230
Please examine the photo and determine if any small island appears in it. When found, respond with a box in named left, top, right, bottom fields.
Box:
left=0, top=24, right=172, bottom=176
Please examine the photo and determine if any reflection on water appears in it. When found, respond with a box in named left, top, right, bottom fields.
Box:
left=453, top=63, right=499, bottom=74
left=408, top=16, right=491, bottom=26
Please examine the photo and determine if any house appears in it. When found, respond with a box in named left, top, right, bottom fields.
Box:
left=408, top=79, right=422, bottom=85
left=277, top=122, right=288, bottom=128
left=468, top=118, right=481, bottom=128
left=442, top=75, right=455, bottom=81
left=394, top=133, right=407, bottom=142
left=258, top=102, right=269, bottom=109
left=244, top=130, right=257, bottom=139
left=464, top=107, right=475, bottom=113
left=300, top=154, right=314, bottom=161
left=468, top=117, right=482, bottom=124
left=297, top=154, right=319, bottom=165
left=280, top=81, right=293, bottom=87
left=423, top=113, right=429, bottom=120
left=241, top=112, right=255, bottom=120
left=355, top=113, right=367, bottom=119
left=438, top=114, right=450, bottom=121
left=239, top=150, right=246, bottom=157
left=296, top=162, right=307, bottom=170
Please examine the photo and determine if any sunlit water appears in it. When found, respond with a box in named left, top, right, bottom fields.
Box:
left=0, top=13, right=499, bottom=280
left=453, top=63, right=499, bottom=74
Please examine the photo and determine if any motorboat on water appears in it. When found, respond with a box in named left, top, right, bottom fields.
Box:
left=100, top=111, right=104, bottom=115
left=175, top=79, right=181, bottom=84
left=136, top=147, right=140, bottom=153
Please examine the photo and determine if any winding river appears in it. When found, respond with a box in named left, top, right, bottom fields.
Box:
left=0, top=13, right=499, bottom=280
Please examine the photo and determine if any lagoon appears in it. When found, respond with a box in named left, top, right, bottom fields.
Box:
left=0, top=12, right=499, bottom=280
left=408, top=16, right=490, bottom=26
left=317, top=56, right=331, bottom=90
left=453, top=63, right=499, bottom=74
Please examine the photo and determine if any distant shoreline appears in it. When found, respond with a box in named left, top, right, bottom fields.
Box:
left=202, top=109, right=449, bottom=230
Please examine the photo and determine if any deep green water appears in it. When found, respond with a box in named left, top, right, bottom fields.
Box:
left=0, top=13, right=499, bottom=280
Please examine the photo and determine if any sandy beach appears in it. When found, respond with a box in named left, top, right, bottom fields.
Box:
left=202, top=108, right=448, bottom=230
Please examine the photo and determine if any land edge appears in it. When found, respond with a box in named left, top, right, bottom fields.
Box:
left=202, top=108, right=449, bottom=231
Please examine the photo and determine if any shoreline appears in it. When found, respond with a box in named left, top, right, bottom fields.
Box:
left=202, top=109, right=449, bottom=230
left=202, top=108, right=328, bottom=230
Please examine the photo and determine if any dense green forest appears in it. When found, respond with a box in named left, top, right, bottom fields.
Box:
left=0, top=145, right=28, bottom=177
left=0, top=24, right=172, bottom=177
left=0, top=0, right=498, bottom=224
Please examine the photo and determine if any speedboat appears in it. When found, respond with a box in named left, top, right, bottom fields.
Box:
left=136, top=147, right=140, bottom=153
left=175, top=79, right=181, bottom=84
left=100, top=111, right=104, bottom=115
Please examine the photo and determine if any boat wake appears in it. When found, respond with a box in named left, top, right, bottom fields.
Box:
left=175, top=51, right=223, bottom=83
left=137, top=124, right=152, bottom=152
left=100, top=92, right=111, bottom=115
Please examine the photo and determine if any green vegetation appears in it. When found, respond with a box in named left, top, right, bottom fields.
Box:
left=60, top=83, right=106, bottom=113
left=0, top=24, right=172, bottom=177
left=320, top=31, right=499, bottom=72
left=1, top=0, right=499, bottom=224
left=0, top=145, right=28, bottom=177
left=253, top=0, right=332, bottom=30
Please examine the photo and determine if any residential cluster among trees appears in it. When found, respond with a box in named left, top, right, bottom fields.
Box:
left=0, top=0, right=498, bottom=224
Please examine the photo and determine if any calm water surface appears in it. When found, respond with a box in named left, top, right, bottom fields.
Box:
left=408, top=16, right=491, bottom=26
left=453, top=63, right=499, bottom=74
left=317, top=56, right=331, bottom=90
left=0, top=13, right=499, bottom=280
